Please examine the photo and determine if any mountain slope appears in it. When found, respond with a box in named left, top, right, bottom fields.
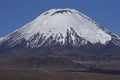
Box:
left=0, top=9, right=113, bottom=47
left=0, top=8, right=120, bottom=61
left=0, top=57, right=85, bottom=71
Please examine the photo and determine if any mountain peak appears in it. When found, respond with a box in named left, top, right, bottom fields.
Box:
left=44, top=8, right=73, bottom=15
left=0, top=9, right=114, bottom=48
left=0, top=9, right=120, bottom=61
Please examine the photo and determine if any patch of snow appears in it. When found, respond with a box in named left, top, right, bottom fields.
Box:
left=0, top=37, right=4, bottom=42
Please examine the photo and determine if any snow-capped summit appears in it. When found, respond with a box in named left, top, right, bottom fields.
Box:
left=0, top=8, right=120, bottom=61
left=0, top=8, right=115, bottom=48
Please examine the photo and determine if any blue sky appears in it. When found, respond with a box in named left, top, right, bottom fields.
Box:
left=0, top=0, right=120, bottom=37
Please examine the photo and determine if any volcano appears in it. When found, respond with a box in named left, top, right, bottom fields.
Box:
left=0, top=8, right=120, bottom=62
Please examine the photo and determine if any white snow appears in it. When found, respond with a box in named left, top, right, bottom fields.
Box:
left=0, top=37, right=4, bottom=42
left=2, top=8, right=112, bottom=47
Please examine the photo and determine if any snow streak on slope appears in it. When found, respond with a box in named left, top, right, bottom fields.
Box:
left=0, top=37, right=4, bottom=42
left=0, top=9, right=112, bottom=47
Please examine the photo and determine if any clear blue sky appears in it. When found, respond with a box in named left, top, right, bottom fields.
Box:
left=0, top=0, right=120, bottom=37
